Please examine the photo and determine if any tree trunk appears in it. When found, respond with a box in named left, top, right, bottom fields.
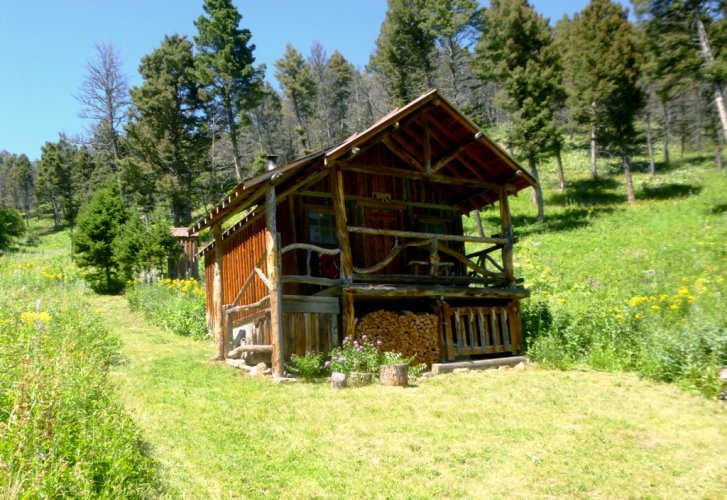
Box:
left=590, top=124, right=598, bottom=180
left=697, top=17, right=727, bottom=144
left=645, top=111, right=656, bottom=175
left=620, top=142, right=636, bottom=204
left=556, top=148, right=565, bottom=190
left=226, top=103, right=243, bottom=182
left=662, top=99, right=670, bottom=165
left=717, top=136, right=724, bottom=171
left=528, top=157, right=544, bottom=223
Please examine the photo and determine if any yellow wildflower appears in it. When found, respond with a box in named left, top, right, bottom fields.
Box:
left=627, top=296, right=649, bottom=307
left=20, top=311, right=51, bottom=323
left=669, top=304, right=680, bottom=310
left=650, top=305, right=661, bottom=312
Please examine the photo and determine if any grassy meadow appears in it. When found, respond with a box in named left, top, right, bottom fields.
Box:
left=0, top=143, right=726, bottom=497
left=469, top=146, right=727, bottom=397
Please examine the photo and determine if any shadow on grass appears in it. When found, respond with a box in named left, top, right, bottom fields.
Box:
left=550, top=177, right=626, bottom=207
left=511, top=206, right=618, bottom=237
left=707, top=203, right=727, bottom=215
left=640, top=183, right=702, bottom=200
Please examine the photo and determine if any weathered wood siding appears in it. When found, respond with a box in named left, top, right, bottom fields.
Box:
left=439, top=302, right=522, bottom=360
left=204, top=215, right=268, bottom=327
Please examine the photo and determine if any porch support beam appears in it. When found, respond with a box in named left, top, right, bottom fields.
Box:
left=499, top=186, right=515, bottom=285
left=212, top=223, right=226, bottom=360
left=266, top=165, right=284, bottom=377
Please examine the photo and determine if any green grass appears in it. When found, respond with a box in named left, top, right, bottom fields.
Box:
left=0, top=221, right=160, bottom=497
left=2, top=144, right=727, bottom=497
left=467, top=144, right=727, bottom=396
left=98, top=290, right=727, bottom=497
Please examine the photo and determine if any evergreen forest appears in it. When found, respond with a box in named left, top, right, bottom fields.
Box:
left=1, top=0, right=726, bottom=238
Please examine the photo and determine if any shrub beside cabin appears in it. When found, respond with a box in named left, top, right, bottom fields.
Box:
left=189, top=90, right=536, bottom=376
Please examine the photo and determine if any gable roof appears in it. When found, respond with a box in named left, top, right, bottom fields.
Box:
left=189, top=89, right=535, bottom=235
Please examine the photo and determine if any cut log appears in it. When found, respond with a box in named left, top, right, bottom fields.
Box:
left=355, top=309, right=440, bottom=367
left=227, top=344, right=274, bottom=359
left=380, top=363, right=409, bottom=387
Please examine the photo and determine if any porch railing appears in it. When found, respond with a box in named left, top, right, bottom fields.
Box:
left=347, top=226, right=513, bottom=286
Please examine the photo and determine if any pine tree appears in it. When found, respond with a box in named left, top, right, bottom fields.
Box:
left=326, top=51, right=355, bottom=142
left=370, top=0, right=436, bottom=106
left=77, top=42, right=130, bottom=190
left=113, top=209, right=180, bottom=281
left=275, top=44, right=317, bottom=153
left=559, top=0, right=645, bottom=200
left=194, top=0, right=264, bottom=181
left=124, top=35, right=208, bottom=225
left=74, top=184, right=128, bottom=293
left=11, top=154, right=34, bottom=225
left=423, top=0, right=482, bottom=106
left=475, top=0, right=564, bottom=222
left=36, top=137, right=77, bottom=229
left=0, top=206, right=25, bottom=251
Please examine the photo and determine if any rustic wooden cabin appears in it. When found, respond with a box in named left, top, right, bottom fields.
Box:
left=170, top=227, right=199, bottom=279
left=188, top=90, right=536, bottom=376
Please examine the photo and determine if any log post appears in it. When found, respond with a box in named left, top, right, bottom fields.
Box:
left=330, top=164, right=356, bottom=341
left=499, top=187, right=514, bottom=286
left=329, top=164, right=353, bottom=283
left=213, top=223, right=225, bottom=360
left=266, top=155, right=285, bottom=377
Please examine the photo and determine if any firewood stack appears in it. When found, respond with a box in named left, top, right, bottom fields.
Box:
left=355, top=309, right=440, bottom=367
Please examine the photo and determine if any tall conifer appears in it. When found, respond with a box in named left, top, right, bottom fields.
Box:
left=194, top=0, right=263, bottom=181
left=475, top=0, right=564, bottom=222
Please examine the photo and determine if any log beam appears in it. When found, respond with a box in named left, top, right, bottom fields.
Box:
left=329, top=165, right=354, bottom=283
left=266, top=171, right=284, bottom=377
left=212, top=223, right=226, bottom=360
left=499, top=187, right=514, bottom=285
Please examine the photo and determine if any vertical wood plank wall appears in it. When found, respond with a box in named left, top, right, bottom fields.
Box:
left=204, top=216, right=268, bottom=327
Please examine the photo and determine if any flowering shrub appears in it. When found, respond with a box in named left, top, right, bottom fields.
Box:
left=327, top=336, right=383, bottom=374
left=125, top=278, right=208, bottom=340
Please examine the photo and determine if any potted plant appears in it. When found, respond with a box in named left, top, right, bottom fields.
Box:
left=327, top=336, right=381, bottom=388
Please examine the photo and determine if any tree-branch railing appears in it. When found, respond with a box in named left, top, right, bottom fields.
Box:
left=347, top=226, right=512, bottom=284
left=280, top=242, right=342, bottom=287
left=228, top=251, right=269, bottom=310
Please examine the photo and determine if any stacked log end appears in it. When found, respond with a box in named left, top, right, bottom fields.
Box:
left=355, top=310, right=440, bottom=367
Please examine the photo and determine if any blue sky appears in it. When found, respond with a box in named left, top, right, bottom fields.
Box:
left=0, top=0, right=600, bottom=161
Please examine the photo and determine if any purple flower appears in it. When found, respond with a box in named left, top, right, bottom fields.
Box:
left=376, top=340, right=383, bottom=346
left=362, top=335, right=368, bottom=341
left=324, top=360, right=330, bottom=367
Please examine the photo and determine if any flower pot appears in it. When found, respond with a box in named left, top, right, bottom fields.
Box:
left=347, top=371, right=373, bottom=387
left=380, top=363, right=409, bottom=387
left=331, top=371, right=347, bottom=389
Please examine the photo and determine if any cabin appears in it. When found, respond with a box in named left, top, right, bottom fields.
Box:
left=170, top=227, right=199, bottom=279
left=188, top=90, right=536, bottom=376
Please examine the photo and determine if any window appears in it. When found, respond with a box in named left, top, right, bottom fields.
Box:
left=417, top=216, right=449, bottom=235
left=308, top=211, right=337, bottom=245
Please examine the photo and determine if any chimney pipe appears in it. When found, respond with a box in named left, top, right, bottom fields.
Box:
left=266, top=154, right=278, bottom=172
